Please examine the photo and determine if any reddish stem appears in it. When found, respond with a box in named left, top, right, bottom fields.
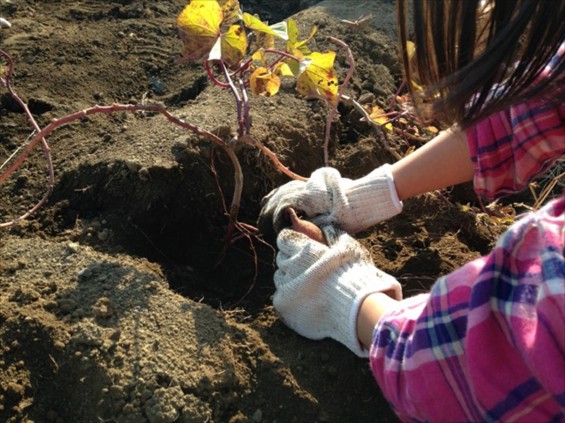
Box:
left=0, top=103, right=247, bottom=229
left=264, top=49, right=300, bottom=63
left=0, top=49, right=55, bottom=226
left=239, top=135, right=306, bottom=181
left=205, top=60, right=230, bottom=88
left=388, top=80, right=406, bottom=113
left=220, top=61, right=246, bottom=137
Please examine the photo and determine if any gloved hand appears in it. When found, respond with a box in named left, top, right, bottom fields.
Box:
left=258, top=164, right=403, bottom=237
left=273, top=226, right=403, bottom=357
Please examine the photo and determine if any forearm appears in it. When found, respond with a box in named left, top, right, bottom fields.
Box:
left=391, top=127, right=475, bottom=201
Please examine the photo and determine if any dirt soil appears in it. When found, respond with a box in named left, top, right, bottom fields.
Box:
left=0, top=1, right=511, bottom=422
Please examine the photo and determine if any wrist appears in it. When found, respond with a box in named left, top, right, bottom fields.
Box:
left=356, top=292, right=400, bottom=350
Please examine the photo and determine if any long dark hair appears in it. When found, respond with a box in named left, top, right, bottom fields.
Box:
left=397, top=0, right=565, bottom=127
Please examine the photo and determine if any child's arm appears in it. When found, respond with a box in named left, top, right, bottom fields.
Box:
left=391, top=95, right=564, bottom=203
left=391, top=127, right=475, bottom=201
left=366, top=197, right=565, bottom=421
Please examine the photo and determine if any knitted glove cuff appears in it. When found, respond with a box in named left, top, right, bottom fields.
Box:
left=331, top=262, right=402, bottom=357
left=343, top=164, right=403, bottom=232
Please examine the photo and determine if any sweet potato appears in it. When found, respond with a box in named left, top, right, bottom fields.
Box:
left=287, top=207, right=326, bottom=244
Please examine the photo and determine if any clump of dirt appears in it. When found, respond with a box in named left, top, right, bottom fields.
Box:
left=0, top=1, right=509, bottom=422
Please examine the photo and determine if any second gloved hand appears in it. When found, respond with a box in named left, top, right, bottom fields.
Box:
left=258, top=164, right=403, bottom=237
left=273, top=227, right=402, bottom=357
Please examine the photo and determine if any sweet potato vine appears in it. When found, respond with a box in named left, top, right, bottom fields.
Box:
left=1, top=0, right=361, bottom=246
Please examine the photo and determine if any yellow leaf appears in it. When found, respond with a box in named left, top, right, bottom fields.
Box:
left=296, top=51, right=339, bottom=105
left=486, top=215, right=515, bottom=226
left=458, top=203, right=472, bottom=213
left=221, top=24, right=247, bottom=67
left=405, top=40, right=424, bottom=91
left=250, top=67, right=281, bottom=97
left=242, top=12, right=288, bottom=40
left=410, top=79, right=424, bottom=91
left=406, top=41, right=416, bottom=61
left=177, top=0, right=222, bottom=63
left=368, top=106, right=393, bottom=132
left=287, top=18, right=299, bottom=45
left=283, top=18, right=318, bottom=75
left=404, top=145, right=416, bottom=156
left=251, top=48, right=266, bottom=63
left=286, top=18, right=316, bottom=58
left=423, top=125, right=439, bottom=134
left=275, top=62, right=293, bottom=77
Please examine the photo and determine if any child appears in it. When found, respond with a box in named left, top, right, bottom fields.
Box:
left=259, top=1, right=564, bottom=421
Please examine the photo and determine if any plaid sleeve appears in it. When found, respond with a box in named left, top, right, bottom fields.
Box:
left=465, top=99, right=564, bottom=201
left=369, top=196, right=565, bottom=422
left=465, top=43, right=564, bottom=201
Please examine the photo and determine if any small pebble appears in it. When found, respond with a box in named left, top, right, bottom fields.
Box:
left=78, top=268, right=92, bottom=279
left=67, top=242, right=80, bottom=253
left=358, top=92, right=375, bottom=104
left=53, top=341, right=66, bottom=351
left=97, top=229, right=110, bottom=241
left=57, top=298, right=77, bottom=314
left=93, top=297, right=114, bottom=318
left=252, top=409, right=263, bottom=423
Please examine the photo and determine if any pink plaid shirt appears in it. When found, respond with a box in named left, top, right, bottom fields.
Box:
left=369, top=77, right=565, bottom=419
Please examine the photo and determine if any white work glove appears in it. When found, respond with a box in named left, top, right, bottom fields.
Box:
left=258, top=164, right=402, bottom=237
left=274, top=227, right=403, bottom=357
